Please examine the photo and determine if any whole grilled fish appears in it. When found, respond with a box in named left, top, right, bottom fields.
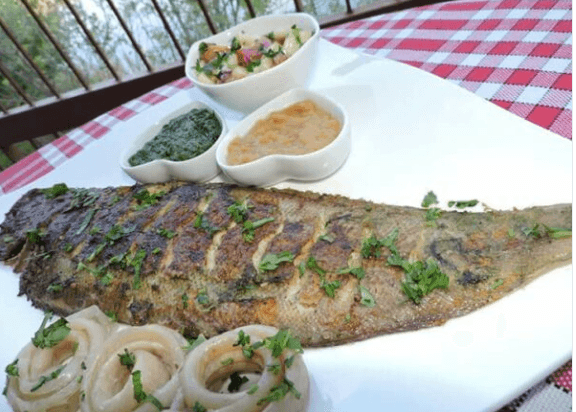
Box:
left=0, top=182, right=571, bottom=347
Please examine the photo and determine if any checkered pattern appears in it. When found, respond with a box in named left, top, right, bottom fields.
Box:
left=0, top=0, right=571, bottom=408
left=322, top=0, right=572, bottom=138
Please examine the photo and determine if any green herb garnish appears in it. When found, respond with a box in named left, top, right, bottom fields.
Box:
left=89, top=225, right=101, bottom=235
left=266, top=32, right=275, bottom=40
left=64, top=243, right=73, bottom=252
left=5, top=359, right=18, bottom=377
left=47, top=283, right=63, bottom=293
left=227, top=201, right=252, bottom=223
left=100, top=272, right=114, bottom=286
left=152, top=247, right=161, bottom=255
left=248, top=384, right=259, bottom=394
left=127, top=249, right=147, bottom=289
left=320, top=278, right=341, bottom=298
left=157, top=228, right=177, bottom=239
left=32, top=312, right=70, bottom=349
left=425, top=207, right=442, bottom=225
left=358, top=285, right=376, bottom=307
left=305, top=256, right=325, bottom=276
left=31, top=366, right=64, bottom=392
left=196, top=289, right=210, bottom=305
left=319, top=234, right=335, bottom=243
left=26, top=228, right=46, bottom=244
left=231, top=37, right=241, bottom=51
left=198, top=42, right=208, bottom=54
left=491, top=279, right=504, bottom=290
left=42, top=183, right=69, bottom=199
left=394, top=258, right=449, bottom=304
left=267, top=363, right=281, bottom=375
left=133, top=189, right=165, bottom=211
left=192, top=401, right=207, bottom=412
left=336, top=266, right=365, bottom=279
left=291, top=24, right=302, bottom=46
left=259, top=251, right=294, bottom=271
left=194, top=212, right=219, bottom=236
left=221, top=357, right=234, bottom=366
left=246, top=59, right=261, bottom=73
left=182, top=293, right=189, bottom=309
left=298, top=262, right=306, bottom=277
left=183, top=335, right=206, bottom=351
left=132, top=370, right=164, bottom=411
left=258, top=377, right=301, bottom=405
left=544, top=226, right=572, bottom=239
left=76, top=209, right=98, bottom=235
left=118, top=348, right=136, bottom=370
left=448, top=200, right=478, bottom=209
left=243, top=217, right=274, bottom=242
left=105, top=311, right=118, bottom=322
left=421, top=191, right=438, bottom=208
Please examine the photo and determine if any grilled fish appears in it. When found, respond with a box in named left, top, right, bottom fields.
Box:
left=0, top=182, right=571, bottom=347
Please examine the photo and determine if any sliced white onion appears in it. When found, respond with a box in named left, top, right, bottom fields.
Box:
left=81, top=324, right=187, bottom=412
left=5, top=306, right=115, bottom=412
left=175, top=325, right=309, bottom=412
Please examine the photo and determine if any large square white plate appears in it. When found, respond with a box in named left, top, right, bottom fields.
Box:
left=0, top=39, right=571, bottom=412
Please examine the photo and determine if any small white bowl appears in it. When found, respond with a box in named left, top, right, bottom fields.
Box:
left=216, top=88, right=351, bottom=187
left=185, top=13, right=320, bottom=113
left=120, top=101, right=227, bottom=184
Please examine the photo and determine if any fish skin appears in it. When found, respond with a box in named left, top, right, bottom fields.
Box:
left=0, top=182, right=571, bottom=347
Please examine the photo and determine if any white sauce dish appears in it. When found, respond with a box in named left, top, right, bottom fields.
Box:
left=185, top=13, right=320, bottom=113
left=120, top=101, right=227, bottom=184
left=216, top=88, right=351, bottom=187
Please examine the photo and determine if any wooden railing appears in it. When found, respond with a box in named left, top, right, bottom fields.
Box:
left=0, top=0, right=448, bottom=167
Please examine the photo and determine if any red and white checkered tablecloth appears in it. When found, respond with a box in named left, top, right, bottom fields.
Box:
left=0, top=0, right=571, bottom=409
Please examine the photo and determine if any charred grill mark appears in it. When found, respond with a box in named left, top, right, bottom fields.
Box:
left=429, top=238, right=462, bottom=270
left=310, top=222, right=353, bottom=272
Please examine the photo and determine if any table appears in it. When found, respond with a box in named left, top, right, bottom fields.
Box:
left=0, top=0, right=571, bottom=410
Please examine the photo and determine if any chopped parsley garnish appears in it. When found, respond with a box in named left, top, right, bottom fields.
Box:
left=259, top=251, right=294, bottom=271
left=227, top=201, right=252, bottom=223
left=320, top=278, right=341, bottom=298
left=248, top=384, right=259, bottom=394
left=42, top=183, right=69, bottom=199
left=298, top=262, right=306, bottom=277
left=182, top=293, right=189, bottom=309
left=421, top=191, right=438, bottom=208
left=394, top=258, right=449, bottom=304
left=448, top=200, right=478, bottom=209
left=267, top=363, right=281, bottom=375
left=227, top=371, right=249, bottom=392
left=68, top=188, right=99, bottom=210
left=192, top=401, right=207, bottom=412
left=305, top=256, right=325, bottom=276
left=127, top=249, right=147, bottom=289
left=105, top=311, right=118, bottom=322
left=196, top=289, right=210, bottom=305
left=194, top=212, right=219, bottom=236
left=234, top=330, right=251, bottom=347
left=157, top=228, right=177, bottom=239
left=76, top=375, right=83, bottom=383
left=336, top=266, right=365, bottom=279
left=100, top=272, right=114, bottom=286
left=87, top=224, right=136, bottom=262
left=319, top=233, right=335, bottom=243
left=243, top=217, right=274, bottom=242
left=260, top=46, right=283, bottom=58
left=358, top=285, right=376, bottom=307
left=47, top=283, right=63, bottom=293
left=231, top=37, right=241, bottom=51
left=109, top=195, right=121, bottom=206
left=118, top=348, right=136, bottom=370
left=89, top=225, right=101, bottom=235
left=5, top=359, right=18, bottom=377
left=257, top=377, right=301, bottom=405
left=32, top=312, right=71, bottom=349
left=507, top=228, right=515, bottom=238
left=26, top=228, right=46, bottom=244
left=344, top=313, right=351, bottom=323
left=64, top=242, right=73, bottom=252
left=221, top=357, right=234, bottom=366
left=152, top=248, right=161, bottom=255
left=544, top=226, right=572, bottom=239
left=183, top=335, right=206, bottom=351
left=266, top=32, right=275, bottom=40
left=246, top=59, right=261, bottom=73
left=522, top=223, right=541, bottom=238
left=491, top=279, right=504, bottom=290
left=285, top=355, right=295, bottom=368
left=198, top=42, right=208, bottom=54
left=425, top=207, right=442, bottom=226
left=132, top=370, right=164, bottom=411
left=133, top=189, right=165, bottom=211
left=291, top=24, right=302, bottom=46
left=262, top=329, right=303, bottom=357
left=31, top=366, right=64, bottom=392
left=76, top=209, right=98, bottom=236
left=361, top=228, right=398, bottom=259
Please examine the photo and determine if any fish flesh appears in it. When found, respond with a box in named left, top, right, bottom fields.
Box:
left=0, top=182, right=571, bottom=347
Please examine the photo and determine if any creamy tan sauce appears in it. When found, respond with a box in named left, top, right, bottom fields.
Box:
left=227, top=100, right=341, bottom=165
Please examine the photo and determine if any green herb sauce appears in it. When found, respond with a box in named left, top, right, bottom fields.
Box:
left=128, top=108, right=222, bottom=166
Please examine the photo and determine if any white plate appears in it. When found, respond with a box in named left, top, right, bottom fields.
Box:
left=0, top=39, right=571, bottom=412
